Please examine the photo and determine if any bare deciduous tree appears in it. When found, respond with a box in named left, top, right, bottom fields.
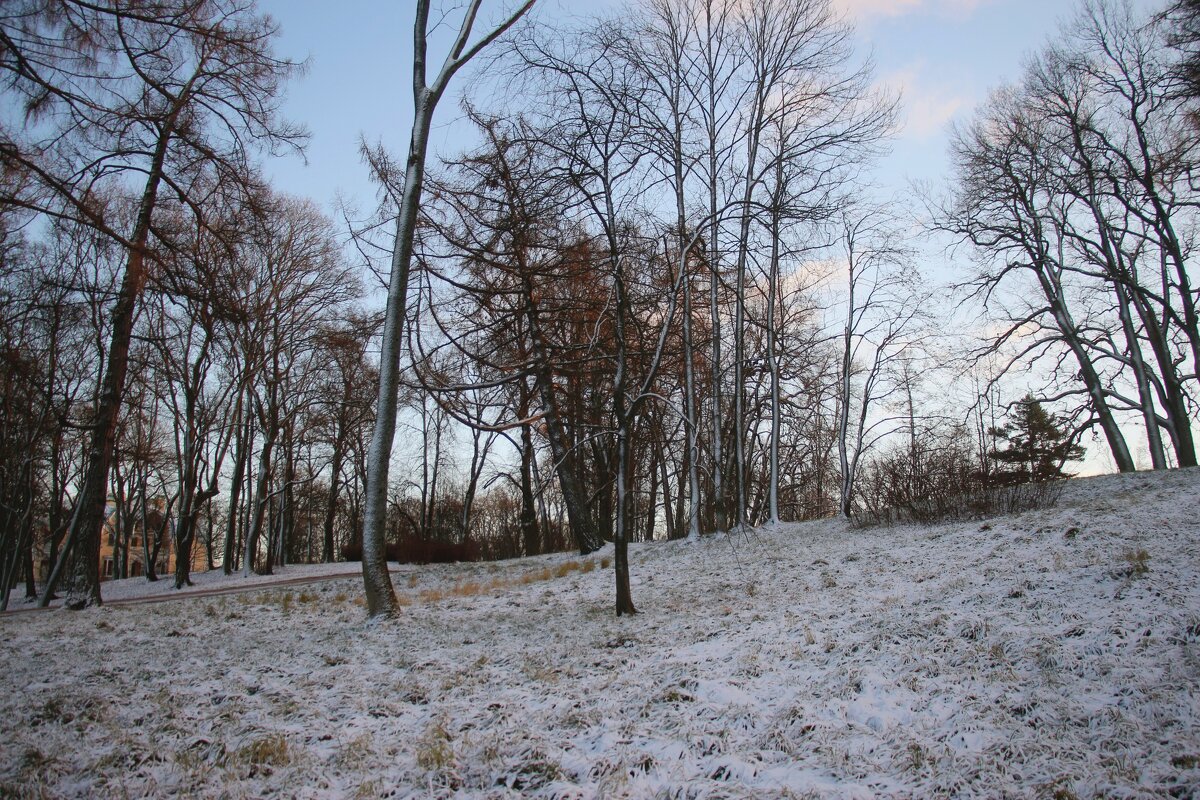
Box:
left=360, top=0, right=538, bottom=619
left=1, top=0, right=304, bottom=609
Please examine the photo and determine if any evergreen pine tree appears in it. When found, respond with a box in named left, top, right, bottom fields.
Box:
left=988, top=395, right=1085, bottom=484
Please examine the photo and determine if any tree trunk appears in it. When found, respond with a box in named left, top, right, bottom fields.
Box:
left=244, top=417, right=278, bottom=576
left=1036, top=268, right=1136, bottom=472
left=44, top=103, right=181, bottom=609
left=522, top=281, right=602, bottom=554
left=361, top=84, right=437, bottom=618
left=322, top=418, right=346, bottom=562
left=519, top=419, right=540, bottom=556
left=838, top=255, right=855, bottom=518
left=613, top=427, right=636, bottom=615
left=644, top=439, right=659, bottom=543
left=766, top=161, right=784, bottom=525
left=223, top=408, right=251, bottom=574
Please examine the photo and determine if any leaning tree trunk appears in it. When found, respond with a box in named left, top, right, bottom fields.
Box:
left=360, top=85, right=435, bottom=619
left=1115, top=284, right=1167, bottom=469
left=1138, top=309, right=1197, bottom=468
left=42, top=104, right=181, bottom=609
left=46, top=210, right=159, bottom=608
left=1040, top=273, right=1135, bottom=473
left=361, top=0, right=537, bottom=616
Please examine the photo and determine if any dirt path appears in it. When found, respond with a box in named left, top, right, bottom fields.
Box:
left=1, top=565, right=404, bottom=615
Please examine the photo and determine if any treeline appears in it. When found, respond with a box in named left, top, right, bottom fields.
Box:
left=0, top=0, right=1197, bottom=615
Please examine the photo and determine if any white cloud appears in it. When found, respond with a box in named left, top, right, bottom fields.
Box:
left=881, top=64, right=970, bottom=140
left=934, top=0, right=988, bottom=20
left=834, top=0, right=924, bottom=21
left=834, top=0, right=988, bottom=23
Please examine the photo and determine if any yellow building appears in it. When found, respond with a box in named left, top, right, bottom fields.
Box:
left=97, top=500, right=207, bottom=580
left=34, top=499, right=207, bottom=583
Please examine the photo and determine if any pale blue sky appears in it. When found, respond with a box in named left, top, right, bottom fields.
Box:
left=255, top=0, right=1157, bottom=216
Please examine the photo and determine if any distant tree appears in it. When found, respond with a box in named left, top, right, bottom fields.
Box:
left=236, top=195, right=358, bottom=579
left=989, top=395, right=1084, bottom=484
left=313, top=314, right=378, bottom=564
left=834, top=205, right=924, bottom=519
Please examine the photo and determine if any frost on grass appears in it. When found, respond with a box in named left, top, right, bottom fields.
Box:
left=2, top=469, right=1200, bottom=798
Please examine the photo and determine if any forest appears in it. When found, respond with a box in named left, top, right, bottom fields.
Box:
left=0, top=0, right=1197, bottom=616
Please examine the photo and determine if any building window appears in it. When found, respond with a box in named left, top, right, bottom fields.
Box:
left=103, top=558, right=114, bottom=578
left=131, top=535, right=140, bottom=548
left=131, top=561, right=142, bottom=577
left=107, top=532, right=115, bottom=547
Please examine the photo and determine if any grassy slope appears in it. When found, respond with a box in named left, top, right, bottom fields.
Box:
left=1, top=468, right=1198, bottom=799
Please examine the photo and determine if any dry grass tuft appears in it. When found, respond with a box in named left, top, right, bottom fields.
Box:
left=554, top=560, right=583, bottom=578
left=519, top=568, right=553, bottom=585
left=415, top=717, right=454, bottom=772
left=378, top=555, right=604, bottom=607
left=232, top=733, right=291, bottom=772
left=419, top=588, right=446, bottom=603
left=1121, top=548, right=1151, bottom=578
left=456, top=581, right=483, bottom=597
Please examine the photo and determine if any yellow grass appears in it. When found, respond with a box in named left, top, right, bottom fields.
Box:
left=401, top=558, right=599, bottom=605
left=329, top=557, right=601, bottom=608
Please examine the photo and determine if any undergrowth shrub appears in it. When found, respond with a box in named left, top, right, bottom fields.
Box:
left=852, top=425, right=1065, bottom=527
left=340, top=536, right=478, bottom=565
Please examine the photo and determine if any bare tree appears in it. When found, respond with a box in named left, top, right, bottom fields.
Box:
left=1, top=0, right=304, bottom=609
left=834, top=206, right=925, bottom=518
left=938, top=86, right=1137, bottom=473
left=415, top=111, right=607, bottom=555
left=147, top=208, right=245, bottom=587
left=314, top=315, right=378, bottom=563
left=938, top=0, right=1199, bottom=473
left=361, top=0, right=538, bottom=619
left=236, top=195, right=357, bottom=577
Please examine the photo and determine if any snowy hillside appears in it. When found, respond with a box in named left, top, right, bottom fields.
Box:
left=2, top=469, right=1200, bottom=798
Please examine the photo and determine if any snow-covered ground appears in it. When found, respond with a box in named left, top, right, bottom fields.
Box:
left=23, top=559, right=372, bottom=607
left=2, top=469, right=1200, bottom=798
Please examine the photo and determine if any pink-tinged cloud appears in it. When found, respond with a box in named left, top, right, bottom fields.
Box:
left=834, top=0, right=987, bottom=22
left=881, top=65, right=969, bottom=140
left=834, top=0, right=923, bottom=20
